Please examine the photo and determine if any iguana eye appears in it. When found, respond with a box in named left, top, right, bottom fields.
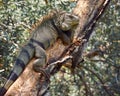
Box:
left=69, top=15, right=74, bottom=19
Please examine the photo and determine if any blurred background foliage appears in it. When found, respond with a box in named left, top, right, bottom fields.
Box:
left=0, top=0, right=119, bottom=96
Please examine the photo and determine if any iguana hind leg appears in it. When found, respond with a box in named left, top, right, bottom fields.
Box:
left=33, top=46, right=47, bottom=71
left=33, top=46, right=50, bottom=80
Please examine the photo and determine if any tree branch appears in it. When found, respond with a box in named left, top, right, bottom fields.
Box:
left=5, top=0, right=111, bottom=95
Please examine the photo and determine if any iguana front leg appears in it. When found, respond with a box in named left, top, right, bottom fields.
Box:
left=59, top=31, right=71, bottom=45
left=51, top=20, right=71, bottom=45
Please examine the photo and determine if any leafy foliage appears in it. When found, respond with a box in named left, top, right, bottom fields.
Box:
left=0, top=0, right=119, bottom=96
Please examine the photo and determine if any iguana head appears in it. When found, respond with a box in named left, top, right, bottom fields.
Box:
left=55, top=11, right=79, bottom=31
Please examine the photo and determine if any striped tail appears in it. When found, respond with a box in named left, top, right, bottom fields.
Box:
left=0, top=43, right=35, bottom=96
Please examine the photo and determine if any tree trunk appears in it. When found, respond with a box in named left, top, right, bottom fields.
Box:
left=5, top=0, right=110, bottom=95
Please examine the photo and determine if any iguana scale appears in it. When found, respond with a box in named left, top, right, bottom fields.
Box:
left=0, top=10, right=79, bottom=95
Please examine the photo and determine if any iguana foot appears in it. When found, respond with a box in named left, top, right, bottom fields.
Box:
left=33, top=65, right=50, bottom=81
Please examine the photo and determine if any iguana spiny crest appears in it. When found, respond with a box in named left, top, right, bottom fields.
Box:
left=31, top=9, right=79, bottom=44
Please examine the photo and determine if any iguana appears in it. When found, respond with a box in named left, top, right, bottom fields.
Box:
left=0, top=10, right=79, bottom=95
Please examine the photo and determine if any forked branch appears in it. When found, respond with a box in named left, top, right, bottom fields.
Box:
left=38, top=0, right=111, bottom=95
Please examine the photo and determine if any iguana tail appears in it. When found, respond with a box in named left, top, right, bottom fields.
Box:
left=0, top=43, right=35, bottom=96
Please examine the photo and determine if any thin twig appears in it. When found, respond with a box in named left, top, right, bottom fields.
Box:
left=77, top=73, right=93, bottom=96
left=79, top=65, right=114, bottom=96
left=48, top=56, right=72, bottom=66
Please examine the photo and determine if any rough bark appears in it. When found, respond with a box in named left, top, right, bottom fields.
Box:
left=5, top=0, right=110, bottom=95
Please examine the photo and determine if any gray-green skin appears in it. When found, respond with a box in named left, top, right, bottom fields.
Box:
left=0, top=10, right=79, bottom=95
